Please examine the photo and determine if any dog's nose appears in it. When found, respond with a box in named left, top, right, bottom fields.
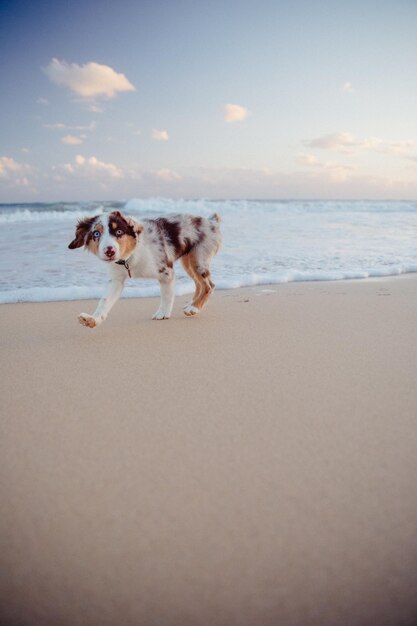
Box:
left=104, top=246, right=116, bottom=258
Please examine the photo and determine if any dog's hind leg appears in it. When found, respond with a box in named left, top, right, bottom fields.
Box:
left=181, top=251, right=215, bottom=316
left=180, top=253, right=202, bottom=310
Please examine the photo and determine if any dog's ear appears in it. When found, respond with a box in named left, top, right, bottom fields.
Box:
left=68, top=216, right=98, bottom=249
left=127, top=217, right=144, bottom=238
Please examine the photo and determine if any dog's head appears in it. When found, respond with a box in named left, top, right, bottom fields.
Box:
left=68, top=210, right=143, bottom=262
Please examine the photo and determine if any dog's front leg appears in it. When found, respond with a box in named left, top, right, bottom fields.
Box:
left=78, top=276, right=125, bottom=328
left=152, top=270, right=175, bottom=320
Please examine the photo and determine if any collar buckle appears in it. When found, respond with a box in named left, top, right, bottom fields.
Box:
left=115, top=259, right=131, bottom=278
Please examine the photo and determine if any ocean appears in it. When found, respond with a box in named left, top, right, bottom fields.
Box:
left=0, top=198, right=416, bottom=304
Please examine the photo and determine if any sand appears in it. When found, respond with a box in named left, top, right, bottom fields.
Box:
left=1, top=277, right=417, bottom=626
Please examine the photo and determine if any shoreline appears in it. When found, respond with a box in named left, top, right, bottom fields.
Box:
left=2, top=270, right=417, bottom=306
left=1, top=275, right=417, bottom=625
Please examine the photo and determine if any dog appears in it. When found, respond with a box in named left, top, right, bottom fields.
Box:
left=68, top=210, right=222, bottom=328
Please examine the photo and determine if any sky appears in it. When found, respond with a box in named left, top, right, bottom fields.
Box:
left=0, top=0, right=417, bottom=201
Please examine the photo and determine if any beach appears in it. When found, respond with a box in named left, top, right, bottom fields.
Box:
left=1, top=276, right=417, bottom=625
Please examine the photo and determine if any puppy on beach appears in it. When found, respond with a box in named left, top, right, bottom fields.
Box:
left=68, top=210, right=222, bottom=327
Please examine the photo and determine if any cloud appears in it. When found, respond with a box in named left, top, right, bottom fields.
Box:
left=6, top=160, right=417, bottom=202
left=297, top=154, right=320, bottom=167
left=86, top=103, right=105, bottom=113
left=59, top=154, right=124, bottom=180
left=0, top=156, right=34, bottom=190
left=155, top=168, right=181, bottom=182
left=0, top=156, right=31, bottom=178
left=305, top=132, right=417, bottom=157
left=43, top=59, right=135, bottom=99
left=44, top=121, right=96, bottom=132
left=383, top=140, right=417, bottom=156
left=44, top=122, right=66, bottom=130
left=224, top=103, right=250, bottom=123
left=36, top=97, right=49, bottom=105
left=61, top=135, right=83, bottom=145
left=152, top=129, right=169, bottom=141
left=297, top=153, right=355, bottom=181
left=306, top=132, right=363, bottom=153
left=63, top=154, right=124, bottom=179
left=342, top=82, right=354, bottom=93
left=62, top=163, right=75, bottom=174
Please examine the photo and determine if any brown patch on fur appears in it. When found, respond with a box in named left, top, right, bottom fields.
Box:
left=118, top=233, right=137, bottom=259
left=181, top=251, right=215, bottom=311
left=154, top=217, right=203, bottom=258
left=108, top=211, right=136, bottom=238
left=126, top=217, right=144, bottom=237
left=191, top=216, right=202, bottom=228
left=108, top=211, right=139, bottom=259
left=155, top=218, right=182, bottom=255
left=181, top=254, right=203, bottom=304
left=68, top=215, right=100, bottom=249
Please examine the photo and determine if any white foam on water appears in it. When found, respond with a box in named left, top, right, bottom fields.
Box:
left=0, top=208, right=105, bottom=224
left=0, top=281, right=196, bottom=305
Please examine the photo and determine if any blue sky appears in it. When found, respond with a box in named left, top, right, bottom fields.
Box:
left=1, top=0, right=416, bottom=201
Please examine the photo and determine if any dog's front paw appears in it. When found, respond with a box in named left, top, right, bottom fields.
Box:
left=183, top=304, right=200, bottom=316
left=78, top=313, right=100, bottom=328
left=152, top=309, right=170, bottom=320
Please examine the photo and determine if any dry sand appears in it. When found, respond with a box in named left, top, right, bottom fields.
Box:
left=1, top=277, right=417, bottom=626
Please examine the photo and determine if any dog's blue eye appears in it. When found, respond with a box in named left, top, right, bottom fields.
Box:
left=93, top=230, right=101, bottom=240
left=116, top=229, right=123, bottom=237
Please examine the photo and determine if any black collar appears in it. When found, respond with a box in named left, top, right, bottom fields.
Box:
left=115, top=259, right=131, bottom=278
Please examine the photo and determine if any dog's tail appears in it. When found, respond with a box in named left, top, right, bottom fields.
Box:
left=209, top=212, right=221, bottom=223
